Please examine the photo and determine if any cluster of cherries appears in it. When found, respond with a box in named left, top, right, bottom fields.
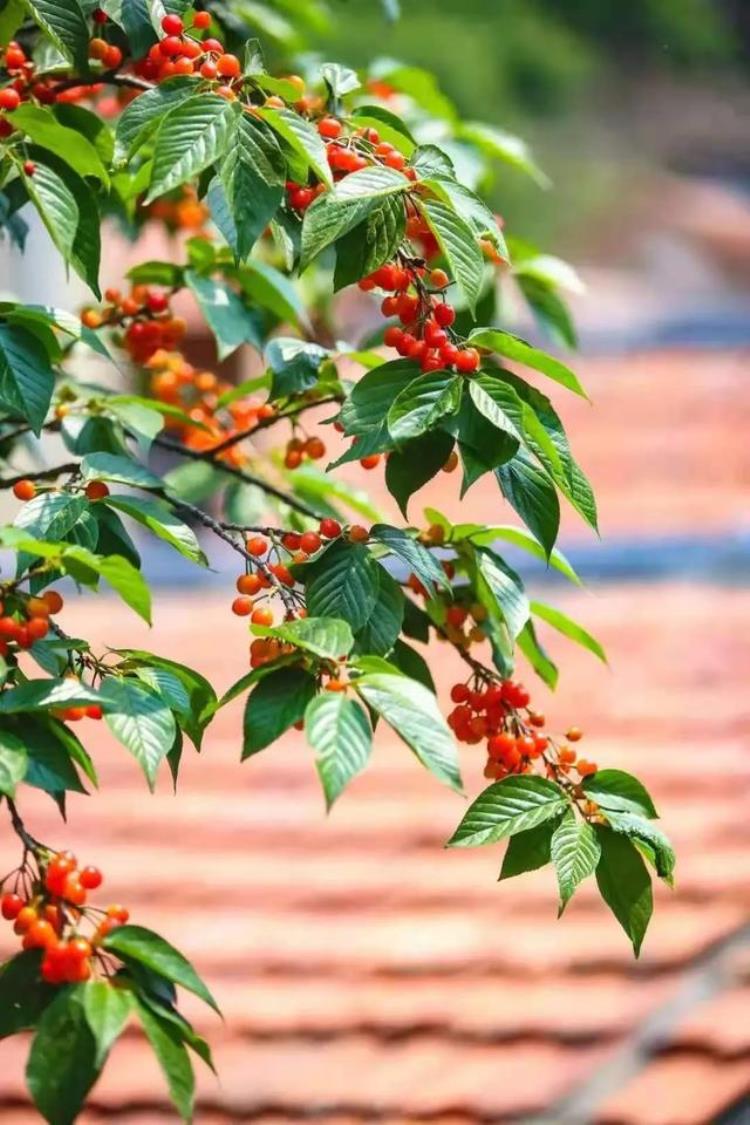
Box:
left=1, top=851, right=128, bottom=984
left=0, top=578, right=63, bottom=655
left=446, top=676, right=597, bottom=782
left=146, top=186, right=210, bottom=232
left=81, top=284, right=187, bottom=364
left=0, top=35, right=112, bottom=124
left=232, top=519, right=369, bottom=666
left=133, top=13, right=244, bottom=89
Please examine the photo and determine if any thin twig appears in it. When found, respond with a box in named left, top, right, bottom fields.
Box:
left=0, top=463, right=79, bottom=489
left=5, top=798, right=44, bottom=854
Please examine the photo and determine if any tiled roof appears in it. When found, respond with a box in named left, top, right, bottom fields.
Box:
left=1, top=349, right=748, bottom=1122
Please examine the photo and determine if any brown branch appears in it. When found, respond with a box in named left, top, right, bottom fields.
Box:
left=0, top=463, right=79, bottom=489
left=5, top=798, right=44, bottom=854
left=207, top=395, right=342, bottom=458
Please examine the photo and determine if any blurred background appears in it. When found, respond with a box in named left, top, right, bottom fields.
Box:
left=0, top=1, right=749, bottom=1121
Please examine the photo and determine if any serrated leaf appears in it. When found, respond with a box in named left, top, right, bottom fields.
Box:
left=63, top=546, right=152, bottom=623
left=418, top=197, right=483, bottom=313
left=305, top=541, right=380, bottom=632
left=474, top=548, right=529, bottom=640
left=458, top=121, right=549, bottom=187
left=448, top=775, right=568, bottom=847
left=384, top=430, right=454, bottom=517
left=517, top=620, right=558, bottom=689
left=605, top=812, right=676, bottom=884
left=0, top=951, right=53, bottom=1036
left=595, top=826, right=653, bottom=957
left=305, top=692, right=372, bottom=808
left=100, top=677, right=177, bottom=789
left=103, top=496, right=207, bottom=566
left=353, top=562, right=404, bottom=656
left=387, top=370, right=461, bottom=442
left=217, top=106, right=285, bottom=260
left=468, top=375, right=522, bottom=441
left=464, top=524, right=580, bottom=584
left=469, top=328, right=587, bottom=398
left=496, top=450, right=561, bottom=557
left=333, top=194, right=405, bottom=291
left=340, top=358, right=419, bottom=436
left=147, top=95, right=234, bottom=203
left=114, top=76, right=200, bottom=164
left=259, top=616, right=353, bottom=660
left=582, top=769, right=658, bottom=819
left=10, top=104, right=108, bottom=184
left=357, top=672, right=461, bottom=791
left=499, top=819, right=557, bottom=880
left=369, top=524, right=447, bottom=596
left=530, top=600, right=607, bottom=664
left=242, top=665, right=316, bottom=758
left=22, top=159, right=78, bottom=260
left=102, top=924, right=219, bottom=1013
left=0, top=323, right=55, bottom=435
left=0, top=677, right=101, bottom=713
left=114, top=651, right=216, bottom=747
left=265, top=336, right=328, bottom=397
left=80, top=452, right=162, bottom=491
left=301, top=165, right=407, bottom=267
left=550, top=811, right=601, bottom=911
left=259, top=106, right=332, bottom=186
left=23, top=0, right=89, bottom=68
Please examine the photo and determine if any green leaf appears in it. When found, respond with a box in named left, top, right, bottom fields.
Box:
left=464, top=524, right=580, bottom=585
left=468, top=375, right=522, bottom=442
left=114, top=76, right=200, bottom=164
left=385, top=430, right=454, bottom=517
left=517, top=620, right=558, bottom=690
left=81, top=981, right=133, bottom=1068
left=103, top=496, right=207, bottom=567
left=0, top=323, right=54, bottom=435
left=301, top=165, right=407, bottom=267
left=20, top=715, right=87, bottom=796
left=389, top=639, right=435, bottom=692
left=357, top=672, right=461, bottom=792
left=469, top=328, right=587, bottom=398
left=184, top=270, right=261, bottom=360
left=595, top=826, right=653, bottom=957
left=305, top=692, right=372, bottom=809
left=353, top=562, right=404, bottom=656
left=418, top=197, right=484, bottom=313
left=369, top=524, right=447, bottom=596
left=333, top=194, right=405, bottom=291
left=0, top=727, right=28, bottom=796
left=530, top=600, right=607, bottom=664
left=243, top=666, right=316, bottom=758
left=340, top=358, right=419, bottom=435
left=0, top=0, right=25, bottom=41
left=134, top=666, right=191, bottom=720
left=100, top=0, right=155, bottom=56
left=447, top=775, right=568, bottom=848
left=0, top=677, right=101, bottom=713
left=582, top=769, right=658, bottom=819
left=10, top=104, right=109, bottom=183
left=80, top=452, right=162, bottom=491
left=231, top=259, right=307, bottom=329
left=146, top=95, right=234, bottom=203
left=63, top=547, right=152, bottom=623
left=605, top=812, right=676, bottom=885
left=0, top=951, right=53, bottom=1036
left=102, top=924, right=219, bottom=1013
left=265, top=336, right=328, bottom=397
left=499, top=819, right=557, bottom=880
left=22, top=158, right=78, bottom=260
left=135, top=999, right=194, bottom=1123
left=496, top=450, right=561, bottom=557
left=351, top=105, right=415, bottom=153
left=114, top=651, right=216, bottom=747
left=259, top=616, right=353, bottom=661
left=320, top=61, right=361, bottom=98
left=99, top=677, right=177, bottom=789
left=474, top=548, right=529, bottom=640
left=305, top=541, right=380, bottom=632
left=22, top=0, right=89, bottom=68
left=550, top=811, right=601, bottom=911
left=423, top=176, right=508, bottom=262
left=218, top=112, right=285, bottom=260
left=259, top=106, right=332, bottom=186
left=26, top=985, right=100, bottom=1125
left=387, top=370, right=461, bottom=442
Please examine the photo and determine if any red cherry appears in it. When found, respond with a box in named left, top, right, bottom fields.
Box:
left=192, top=11, right=212, bottom=29
left=434, top=303, right=456, bottom=328
left=0, top=88, right=21, bottom=111
left=455, top=348, right=480, bottom=373
left=1, top=892, right=24, bottom=920
left=319, top=518, right=341, bottom=539
left=79, top=866, right=103, bottom=890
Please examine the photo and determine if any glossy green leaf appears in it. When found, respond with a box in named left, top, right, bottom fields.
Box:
left=135, top=999, right=194, bottom=1123
left=0, top=323, right=55, bottom=435
left=357, top=672, right=461, bottom=791
left=243, top=666, right=316, bottom=758
left=353, top=562, right=404, bottom=656
left=80, top=452, right=162, bottom=491
left=259, top=106, right=332, bottom=186
left=185, top=270, right=261, bottom=360
left=469, top=328, right=587, bottom=398
left=259, top=616, right=354, bottom=660
left=22, top=159, right=78, bottom=261
left=26, top=985, right=100, bottom=1125
left=418, top=197, right=484, bottom=313
left=474, top=548, right=530, bottom=640
left=147, top=95, right=234, bottom=203
left=384, top=430, right=454, bottom=517
left=605, top=812, right=676, bottom=885
left=582, top=769, right=658, bottom=819
left=305, top=541, right=380, bottom=632
left=369, top=524, right=448, bottom=596
left=81, top=981, right=133, bottom=1068
left=499, top=819, right=557, bottom=880
left=550, top=811, right=601, bottom=911
left=10, top=104, right=108, bottom=184
left=595, top=826, right=653, bottom=957
left=387, top=370, right=461, bottom=442
left=22, top=0, right=89, bottom=67
left=104, top=924, right=218, bottom=1013
left=218, top=112, right=285, bottom=260
left=114, top=76, right=200, bottom=164
left=305, top=692, right=372, bottom=808
left=100, top=678, right=177, bottom=789
left=0, top=951, right=53, bottom=1037
left=0, top=727, right=28, bottom=796
left=496, top=450, right=561, bottom=557
left=301, top=165, right=407, bottom=267
left=104, top=496, right=207, bottom=567
left=448, top=775, right=568, bottom=847
left=530, top=600, right=607, bottom=664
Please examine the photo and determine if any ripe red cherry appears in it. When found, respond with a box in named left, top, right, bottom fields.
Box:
left=216, top=53, right=241, bottom=78
left=383, top=326, right=403, bottom=348
left=246, top=537, right=267, bottom=557
left=434, top=303, right=456, bottom=328
left=79, top=865, right=103, bottom=890
left=455, top=348, right=480, bottom=373
left=12, top=479, right=35, bottom=501
left=1, top=892, right=24, bottom=920
left=450, top=683, right=469, bottom=703
left=161, top=13, right=184, bottom=34
left=159, top=35, right=183, bottom=57
left=0, top=88, right=21, bottom=111
left=251, top=607, right=274, bottom=626
left=192, top=11, right=211, bottom=29
left=232, top=596, right=254, bottom=616
left=85, top=480, right=109, bottom=500
left=299, top=532, right=322, bottom=555
left=318, top=116, right=342, bottom=139
left=319, top=518, right=341, bottom=539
